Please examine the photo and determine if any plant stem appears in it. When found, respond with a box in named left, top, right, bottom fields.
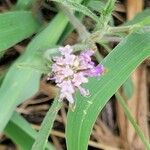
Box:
left=115, top=92, right=150, bottom=150
left=58, top=4, right=89, bottom=41
left=57, top=3, right=99, bottom=51
left=108, top=24, right=141, bottom=33
left=96, top=0, right=116, bottom=30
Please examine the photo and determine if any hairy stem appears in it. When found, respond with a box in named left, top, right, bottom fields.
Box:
left=58, top=4, right=89, bottom=40
left=115, top=92, right=150, bottom=150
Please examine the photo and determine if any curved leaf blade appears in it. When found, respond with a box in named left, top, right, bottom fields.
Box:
left=66, top=32, right=150, bottom=150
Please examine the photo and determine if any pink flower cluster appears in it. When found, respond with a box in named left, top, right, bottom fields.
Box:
left=48, top=45, right=104, bottom=104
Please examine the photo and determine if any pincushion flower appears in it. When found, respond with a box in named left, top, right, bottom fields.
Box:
left=48, top=45, right=104, bottom=104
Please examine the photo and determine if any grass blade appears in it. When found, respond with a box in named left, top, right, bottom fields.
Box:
left=0, top=13, right=68, bottom=133
left=115, top=92, right=150, bottom=149
left=4, top=111, right=55, bottom=150
left=0, top=11, right=40, bottom=55
left=32, top=97, right=62, bottom=150
left=66, top=32, right=150, bottom=150
left=87, top=0, right=105, bottom=13
left=51, top=0, right=99, bottom=22
left=122, top=77, right=134, bottom=99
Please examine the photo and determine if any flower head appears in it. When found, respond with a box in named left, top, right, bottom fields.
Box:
left=48, top=45, right=104, bottom=103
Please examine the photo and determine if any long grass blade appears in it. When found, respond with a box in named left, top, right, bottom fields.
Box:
left=4, top=112, right=55, bottom=150
left=32, top=96, right=62, bottom=150
left=115, top=92, right=150, bottom=149
left=0, top=13, right=68, bottom=133
left=66, top=32, right=150, bottom=150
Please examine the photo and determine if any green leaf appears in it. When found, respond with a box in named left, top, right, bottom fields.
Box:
left=32, top=98, right=62, bottom=150
left=87, top=0, right=105, bottom=13
left=14, top=0, right=32, bottom=9
left=4, top=112, right=55, bottom=150
left=0, top=11, right=40, bottom=55
left=51, top=0, right=99, bottom=22
left=0, top=13, right=68, bottom=133
left=96, top=0, right=116, bottom=29
left=66, top=32, right=150, bottom=150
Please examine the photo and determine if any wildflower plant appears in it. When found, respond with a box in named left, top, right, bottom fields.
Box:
left=0, top=0, right=150, bottom=150
left=48, top=45, right=104, bottom=104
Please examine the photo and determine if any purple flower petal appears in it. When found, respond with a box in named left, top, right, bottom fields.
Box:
left=48, top=45, right=104, bottom=104
left=59, top=45, right=73, bottom=56
left=72, top=72, right=88, bottom=87
left=84, top=64, right=104, bottom=77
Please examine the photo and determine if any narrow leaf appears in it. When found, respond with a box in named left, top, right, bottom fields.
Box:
left=122, top=77, right=134, bottom=99
left=51, top=0, right=99, bottom=22
left=66, top=32, right=150, bottom=150
left=0, top=11, right=40, bottom=54
left=87, top=0, right=105, bottom=13
left=4, top=112, right=55, bottom=150
left=32, top=97, right=62, bottom=150
left=0, top=13, right=68, bottom=133
left=115, top=92, right=150, bottom=149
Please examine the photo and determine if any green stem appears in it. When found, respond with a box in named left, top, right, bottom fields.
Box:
left=57, top=3, right=99, bottom=51
left=96, top=0, right=116, bottom=30
left=100, top=42, right=111, bottom=53
left=58, top=4, right=89, bottom=40
left=94, top=50, right=103, bottom=62
left=115, top=92, right=150, bottom=150
left=32, top=96, right=62, bottom=150
left=108, top=24, right=141, bottom=33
